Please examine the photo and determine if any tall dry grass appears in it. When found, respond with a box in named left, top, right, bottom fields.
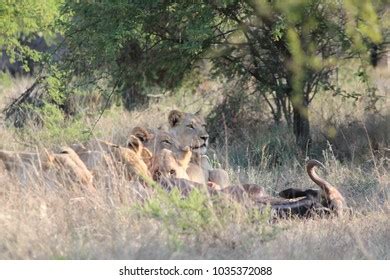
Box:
left=0, top=155, right=388, bottom=259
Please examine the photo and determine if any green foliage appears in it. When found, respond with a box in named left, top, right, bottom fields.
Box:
left=1, top=0, right=385, bottom=148
left=343, top=0, right=382, bottom=49
left=0, top=1, right=70, bottom=135
left=142, top=188, right=216, bottom=235
left=58, top=0, right=384, bottom=147
left=59, top=1, right=218, bottom=90
left=137, top=185, right=276, bottom=247
left=13, top=100, right=90, bottom=146
left=0, top=0, right=63, bottom=70
left=0, top=72, right=12, bottom=88
left=46, top=69, right=66, bottom=105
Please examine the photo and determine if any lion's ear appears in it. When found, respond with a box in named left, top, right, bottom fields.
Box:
left=127, top=135, right=143, bottom=156
left=132, top=127, right=151, bottom=143
left=141, top=147, right=153, bottom=161
left=168, top=110, right=184, bottom=127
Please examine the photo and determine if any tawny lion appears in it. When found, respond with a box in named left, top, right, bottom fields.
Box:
left=167, top=110, right=230, bottom=188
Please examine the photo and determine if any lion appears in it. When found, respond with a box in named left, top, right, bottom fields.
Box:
left=72, top=136, right=152, bottom=182
left=151, top=147, right=192, bottom=181
left=132, top=126, right=208, bottom=185
left=0, top=147, right=95, bottom=192
left=167, top=110, right=230, bottom=188
left=131, top=127, right=182, bottom=171
left=46, top=148, right=95, bottom=192
left=148, top=146, right=207, bottom=195
left=168, top=110, right=209, bottom=155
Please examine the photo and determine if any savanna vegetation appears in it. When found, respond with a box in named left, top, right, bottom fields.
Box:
left=0, top=0, right=389, bottom=259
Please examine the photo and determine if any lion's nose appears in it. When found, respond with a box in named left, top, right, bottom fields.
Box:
left=200, top=135, right=209, bottom=142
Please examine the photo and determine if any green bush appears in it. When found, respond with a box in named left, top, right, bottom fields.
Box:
left=136, top=185, right=278, bottom=248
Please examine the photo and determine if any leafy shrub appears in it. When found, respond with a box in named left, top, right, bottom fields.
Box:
left=136, top=185, right=278, bottom=249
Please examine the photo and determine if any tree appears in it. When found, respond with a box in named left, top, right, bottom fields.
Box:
left=57, top=0, right=383, bottom=148
left=0, top=0, right=62, bottom=72
left=206, top=0, right=382, bottom=148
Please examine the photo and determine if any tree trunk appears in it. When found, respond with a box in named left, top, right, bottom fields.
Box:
left=121, top=84, right=148, bottom=111
left=291, top=95, right=311, bottom=151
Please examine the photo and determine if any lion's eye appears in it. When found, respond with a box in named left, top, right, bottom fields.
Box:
left=187, top=124, right=195, bottom=129
left=169, top=169, right=176, bottom=175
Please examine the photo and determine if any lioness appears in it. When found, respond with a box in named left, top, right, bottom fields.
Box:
left=132, top=126, right=208, bottom=185
left=131, top=127, right=181, bottom=171
left=151, top=147, right=192, bottom=181
left=147, top=146, right=207, bottom=195
left=72, top=136, right=152, bottom=182
left=167, top=110, right=230, bottom=188
left=0, top=147, right=94, bottom=192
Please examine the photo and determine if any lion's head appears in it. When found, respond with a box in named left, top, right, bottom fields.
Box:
left=151, top=147, right=192, bottom=182
left=132, top=126, right=183, bottom=155
left=168, top=110, right=209, bottom=155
